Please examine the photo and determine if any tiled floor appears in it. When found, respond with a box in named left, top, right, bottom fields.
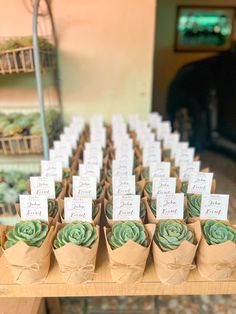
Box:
left=61, top=150, right=236, bottom=314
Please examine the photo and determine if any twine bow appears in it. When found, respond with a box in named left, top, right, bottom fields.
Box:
left=167, top=260, right=196, bottom=272
left=111, top=261, right=144, bottom=283
left=216, top=261, right=236, bottom=271
left=10, top=262, right=40, bottom=282
left=61, top=264, right=95, bottom=282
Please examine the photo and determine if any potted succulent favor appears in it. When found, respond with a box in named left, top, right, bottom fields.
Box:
left=104, top=221, right=155, bottom=283
left=104, top=198, right=146, bottom=226
left=53, top=222, right=99, bottom=283
left=197, top=220, right=236, bottom=281
left=152, top=220, right=201, bottom=285
left=3, top=219, right=54, bottom=284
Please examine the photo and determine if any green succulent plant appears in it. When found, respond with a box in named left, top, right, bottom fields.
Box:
left=144, top=182, right=152, bottom=196
left=154, top=220, right=194, bottom=252
left=142, top=168, right=149, bottom=180
left=5, top=220, right=48, bottom=249
left=162, top=148, right=171, bottom=159
left=63, top=170, right=71, bottom=180
left=3, top=123, right=23, bottom=137
left=187, top=194, right=201, bottom=218
left=97, top=183, right=103, bottom=199
left=48, top=199, right=57, bottom=217
left=105, top=200, right=145, bottom=221
left=107, top=221, right=148, bottom=249
left=30, top=123, right=42, bottom=135
left=55, top=182, right=63, bottom=198
left=181, top=182, right=188, bottom=194
left=202, top=220, right=236, bottom=245
left=54, top=222, right=97, bottom=249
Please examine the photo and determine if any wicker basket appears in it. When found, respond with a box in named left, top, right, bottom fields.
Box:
left=0, top=135, right=43, bottom=155
left=0, top=46, right=55, bottom=74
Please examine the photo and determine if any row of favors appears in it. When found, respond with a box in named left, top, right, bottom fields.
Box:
left=0, top=219, right=235, bottom=285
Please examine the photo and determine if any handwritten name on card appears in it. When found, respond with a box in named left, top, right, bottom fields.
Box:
left=152, top=177, right=176, bottom=197
left=156, top=193, right=184, bottom=219
left=30, top=176, right=55, bottom=199
left=175, top=148, right=195, bottom=166
left=200, top=194, right=229, bottom=220
left=112, top=175, right=136, bottom=195
left=113, top=195, right=140, bottom=221
left=149, top=162, right=171, bottom=179
left=19, top=195, right=48, bottom=222
left=187, top=172, right=213, bottom=195
left=73, top=176, right=97, bottom=199
left=64, top=197, right=93, bottom=223
left=79, top=163, right=100, bottom=182
left=112, top=160, right=133, bottom=176
left=179, top=161, right=201, bottom=182
left=41, top=160, right=62, bottom=182
left=49, top=149, right=69, bottom=168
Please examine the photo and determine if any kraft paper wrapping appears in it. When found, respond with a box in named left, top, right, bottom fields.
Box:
left=59, top=199, right=101, bottom=226
left=152, top=221, right=201, bottom=285
left=104, top=224, right=155, bottom=283
left=197, top=227, right=236, bottom=281
left=0, top=225, right=7, bottom=257
left=105, top=181, right=112, bottom=201
left=53, top=223, right=100, bottom=283
left=2, top=225, right=54, bottom=284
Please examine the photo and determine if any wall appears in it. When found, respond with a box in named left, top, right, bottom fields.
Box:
left=0, top=0, right=156, bottom=121
left=153, top=0, right=236, bottom=116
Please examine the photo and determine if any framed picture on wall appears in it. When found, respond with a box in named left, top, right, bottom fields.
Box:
left=175, top=6, right=235, bottom=52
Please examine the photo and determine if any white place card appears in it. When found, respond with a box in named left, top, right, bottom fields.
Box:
left=156, top=193, right=184, bottom=219
left=60, top=134, right=77, bottom=149
left=54, top=140, right=73, bottom=157
left=64, top=197, right=93, bottom=223
left=149, top=162, right=171, bottom=179
left=179, top=161, right=201, bottom=182
left=152, top=177, right=176, bottom=197
left=163, top=133, right=180, bottom=149
left=187, top=172, right=213, bottom=195
left=49, top=149, right=69, bottom=168
left=19, top=195, right=48, bottom=222
left=200, top=194, right=229, bottom=221
left=73, top=176, right=97, bottom=199
left=41, top=160, right=63, bottom=182
left=175, top=148, right=195, bottom=166
left=156, top=121, right=171, bottom=140
left=112, top=160, right=133, bottom=176
left=112, top=175, right=136, bottom=195
left=83, top=149, right=103, bottom=168
left=79, top=163, right=100, bottom=182
left=171, top=142, right=189, bottom=158
left=113, top=195, right=140, bottom=221
left=143, top=149, right=161, bottom=167
left=30, top=176, right=55, bottom=199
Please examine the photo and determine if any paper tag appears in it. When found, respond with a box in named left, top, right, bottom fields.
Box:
left=113, top=195, right=140, bottom=221
left=143, top=149, right=161, bottom=167
left=112, top=175, right=136, bottom=195
left=156, top=193, right=184, bottom=219
left=49, top=149, right=69, bottom=168
left=179, top=161, right=201, bottom=182
left=163, top=133, right=180, bottom=149
left=64, top=197, right=93, bottom=222
left=73, top=176, right=97, bottom=199
left=187, top=172, right=213, bottom=194
left=171, top=142, right=189, bottom=158
left=41, top=160, right=63, bottom=182
left=30, top=176, right=55, bottom=199
left=149, top=162, right=171, bottom=179
left=83, top=149, right=103, bottom=169
left=112, top=160, right=133, bottom=176
left=200, top=194, right=229, bottom=220
left=152, top=177, right=176, bottom=197
left=79, top=163, right=100, bottom=182
left=156, top=121, right=171, bottom=140
left=175, top=148, right=195, bottom=166
left=19, top=195, right=48, bottom=221
left=54, top=140, right=73, bottom=157
left=60, top=134, right=77, bottom=149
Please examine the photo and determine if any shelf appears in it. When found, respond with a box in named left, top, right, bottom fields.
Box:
left=1, top=232, right=236, bottom=297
